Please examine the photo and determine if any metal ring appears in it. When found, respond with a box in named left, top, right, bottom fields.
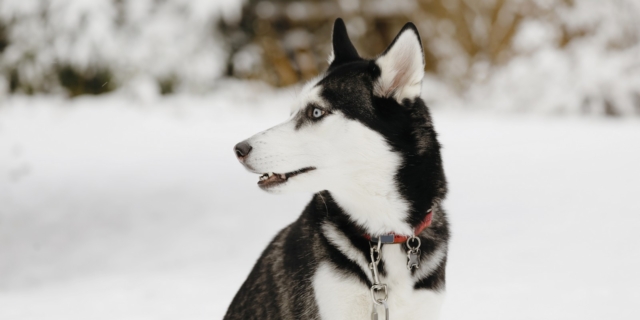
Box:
left=406, top=236, right=421, bottom=250
left=370, top=284, right=388, bottom=305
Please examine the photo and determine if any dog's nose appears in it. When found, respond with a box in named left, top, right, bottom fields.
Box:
left=234, top=141, right=252, bottom=160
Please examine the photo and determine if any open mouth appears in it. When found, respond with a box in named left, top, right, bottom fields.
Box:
left=257, top=167, right=316, bottom=189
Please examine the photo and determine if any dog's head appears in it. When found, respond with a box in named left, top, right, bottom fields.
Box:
left=234, top=19, right=445, bottom=227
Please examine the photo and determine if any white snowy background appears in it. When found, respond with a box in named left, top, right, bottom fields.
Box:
left=1, top=0, right=640, bottom=319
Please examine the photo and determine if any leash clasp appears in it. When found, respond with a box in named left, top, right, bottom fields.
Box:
left=406, top=236, right=421, bottom=270
left=369, top=241, right=390, bottom=320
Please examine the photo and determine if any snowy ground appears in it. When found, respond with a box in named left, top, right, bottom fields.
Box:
left=1, top=82, right=639, bottom=319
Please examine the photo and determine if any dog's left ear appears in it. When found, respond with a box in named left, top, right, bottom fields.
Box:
left=328, top=18, right=360, bottom=68
left=373, top=23, right=425, bottom=101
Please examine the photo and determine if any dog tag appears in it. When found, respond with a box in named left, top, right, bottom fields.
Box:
left=407, top=249, right=420, bottom=270
left=372, top=235, right=395, bottom=244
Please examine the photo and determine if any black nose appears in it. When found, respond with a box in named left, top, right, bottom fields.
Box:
left=234, top=141, right=252, bottom=160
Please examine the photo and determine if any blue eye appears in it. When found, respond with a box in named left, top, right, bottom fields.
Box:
left=313, top=108, right=324, bottom=118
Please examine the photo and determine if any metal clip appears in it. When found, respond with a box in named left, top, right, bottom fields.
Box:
left=369, top=241, right=382, bottom=284
left=370, top=284, right=388, bottom=305
left=371, top=299, right=389, bottom=320
left=369, top=241, right=390, bottom=320
left=371, top=284, right=389, bottom=320
left=406, top=236, right=421, bottom=270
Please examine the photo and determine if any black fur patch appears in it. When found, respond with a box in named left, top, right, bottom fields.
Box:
left=329, top=18, right=362, bottom=70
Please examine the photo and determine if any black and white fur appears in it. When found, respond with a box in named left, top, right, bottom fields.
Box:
left=225, top=19, right=449, bottom=320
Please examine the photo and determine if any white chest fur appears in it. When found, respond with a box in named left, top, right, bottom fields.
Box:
left=312, top=242, right=445, bottom=320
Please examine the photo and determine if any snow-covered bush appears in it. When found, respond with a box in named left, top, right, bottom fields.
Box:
left=1, top=0, right=638, bottom=116
left=0, top=0, right=242, bottom=97
left=459, top=0, right=640, bottom=116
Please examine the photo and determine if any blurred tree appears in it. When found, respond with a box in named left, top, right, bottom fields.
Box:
left=219, top=0, right=553, bottom=90
left=220, top=0, right=640, bottom=116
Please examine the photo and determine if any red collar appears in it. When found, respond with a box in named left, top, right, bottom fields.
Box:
left=364, top=210, right=433, bottom=244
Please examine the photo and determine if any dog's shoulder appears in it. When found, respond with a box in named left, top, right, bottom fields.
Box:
left=224, top=200, right=324, bottom=320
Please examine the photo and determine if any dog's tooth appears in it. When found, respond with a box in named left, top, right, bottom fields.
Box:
left=280, top=174, right=286, bottom=179
left=268, top=172, right=274, bottom=177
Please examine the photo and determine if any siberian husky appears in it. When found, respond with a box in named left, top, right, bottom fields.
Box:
left=225, top=18, right=449, bottom=320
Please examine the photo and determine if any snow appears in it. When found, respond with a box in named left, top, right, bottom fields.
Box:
left=1, top=82, right=640, bottom=319
left=0, top=0, right=244, bottom=95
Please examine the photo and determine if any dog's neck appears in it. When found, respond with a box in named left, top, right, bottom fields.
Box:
left=325, top=184, right=416, bottom=236
left=320, top=155, right=442, bottom=237
left=315, top=99, right=445, bottom=236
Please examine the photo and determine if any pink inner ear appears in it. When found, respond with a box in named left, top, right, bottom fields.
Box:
left=389, top=48, right=415, bottom=93
left=374, top=30, right=424, bottom=98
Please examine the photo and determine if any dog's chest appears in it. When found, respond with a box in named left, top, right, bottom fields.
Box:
left=312, top=245, right=444, bottom=320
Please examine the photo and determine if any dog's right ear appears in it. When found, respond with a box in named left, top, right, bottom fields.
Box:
left=328, top=18, right=360, bottom=68
left=372, top=23, right=424, bottom=102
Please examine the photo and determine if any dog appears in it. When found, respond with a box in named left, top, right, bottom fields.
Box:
left=225, top=18, right=449, bottom=320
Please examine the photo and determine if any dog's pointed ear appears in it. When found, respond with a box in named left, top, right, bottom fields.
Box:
left=328, top=18, right=360, bottom=68
left=373, top=23, right=424, bottom=101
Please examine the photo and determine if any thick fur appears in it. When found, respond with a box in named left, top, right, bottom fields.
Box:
left=225, top=18, right=449, bottom=320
